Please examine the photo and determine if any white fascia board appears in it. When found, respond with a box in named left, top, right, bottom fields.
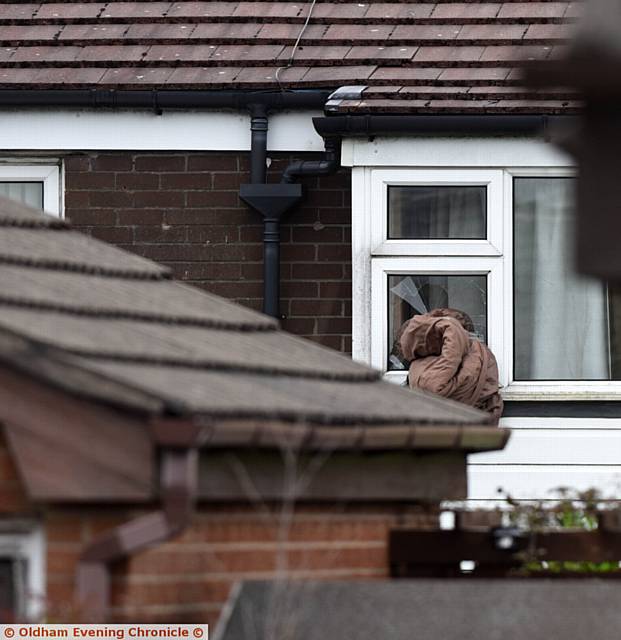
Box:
left=342, top=136, right=573, bottom=167
left=0, top=108, right=325, bottom=152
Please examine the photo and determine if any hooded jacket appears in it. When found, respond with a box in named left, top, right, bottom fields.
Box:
left=399, top=314, right=503, bottom=422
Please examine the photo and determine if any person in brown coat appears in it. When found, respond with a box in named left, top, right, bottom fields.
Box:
left=398, top=308, right=503, bottom=422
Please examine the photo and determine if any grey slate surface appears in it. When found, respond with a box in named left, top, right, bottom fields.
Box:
left=215, top=579, right=621, bottom=640
left=0, top=197, right=507, bottom=450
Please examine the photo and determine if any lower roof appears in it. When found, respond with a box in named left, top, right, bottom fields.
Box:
left=216, top=579, right=621, bottom=640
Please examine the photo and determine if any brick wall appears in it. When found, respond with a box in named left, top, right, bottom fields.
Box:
left=45, top=504, right=436, bottom=625
left=64, top=152, right=352, bottom=353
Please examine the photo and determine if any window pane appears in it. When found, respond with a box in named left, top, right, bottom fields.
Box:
left=387, top=274, right=487, bottom=370
left=0, top=182, right=43, bottom=209
left=514, top=177, right=620, bottom=380
left=0, top=560, right=14, bottom=622
left=388, top=185, right=486, bottom=239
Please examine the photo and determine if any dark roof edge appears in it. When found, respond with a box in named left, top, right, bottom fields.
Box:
left=0, top=89, right=332, bottom=112
left=314, top=114, right=578, bottom=138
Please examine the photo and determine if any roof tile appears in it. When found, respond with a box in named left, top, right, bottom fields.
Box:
left=431, top=3, right=501, bottom=19
left=370, top=67, right=442, bottom=81
left=2, top=25, right=61, bottom=41
left=323, top=24, right=393, bottom=41
left=234, top=2, right=308, bottom=18
left=438, top=67, right=511, bottom=81
left=456, top=24, right=528, bottom=41
left=81, top=45, right=149, bottom=62
left=280, top=45, right=352, bottom=61
left=11, top=45, right=82, bottom=62
left=480, top=44, right=553, bottom=61
left=35, top=3, right=106, bottom=19
left=497, top=2, right=569, bottom=19
left=364, top=3, right=436, bottom=19
left=100, top=67, right=175, bottom=85
left=346, top=45, right=417, bottom=61
left=413, top=46, right=484, bottom=62
left=57, top=24, right=129, bottom=41
left=0, top=4, right=40, bottom=19
left=303, top=65, right=377, bottom=83
left=125, top=23, right=196, bottom=39
left=390, top=24, right=463, bottom=41
left=100, top=2, right=173, bottom=18
left=523, top=23, right=572, bottom=40
left=144, top=43, right=217, bottom=61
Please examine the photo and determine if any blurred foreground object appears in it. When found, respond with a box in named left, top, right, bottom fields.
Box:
left=215, top=579, right=621, bottom=640
left=527, top=0, right=621, bottom=280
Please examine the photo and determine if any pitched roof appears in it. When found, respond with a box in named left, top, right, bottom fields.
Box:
left=0, top=196, right=508, bottom=452
left=0, top=1, right=578, bottom=113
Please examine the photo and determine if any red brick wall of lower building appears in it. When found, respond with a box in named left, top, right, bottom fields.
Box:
left=45, top=505, right=437, bottom=625
left=64, top=152, right=353, bottom=353
left=1, top=430, right=437, bottom=625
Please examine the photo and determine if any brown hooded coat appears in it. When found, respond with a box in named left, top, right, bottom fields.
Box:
left=399, top=314, right=503, bottom=422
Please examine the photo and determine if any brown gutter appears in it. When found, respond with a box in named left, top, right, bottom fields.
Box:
left=75, top=448, right=198, bottom=621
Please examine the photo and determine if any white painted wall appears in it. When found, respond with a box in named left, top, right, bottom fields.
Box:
left=0, top=108, right=325, bottom=152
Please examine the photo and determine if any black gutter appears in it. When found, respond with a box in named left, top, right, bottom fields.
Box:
left=0, top=89, right=332, bottom=112
left=314, top=114, right=576, bottom=137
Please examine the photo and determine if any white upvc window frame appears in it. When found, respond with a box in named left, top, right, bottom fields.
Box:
left=0, top=524, right=45, bottom=621
left=372, top=256, right=504, bottom=386
left=370, top=168, right=503, bottom=257
left=0, top=162, right=62, bottom=218
left=350, top=137, right=621, bottom=401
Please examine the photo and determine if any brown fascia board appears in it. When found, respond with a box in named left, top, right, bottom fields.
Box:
left=152, top=417, right=510, bottom=453
left=0, top=364, right=154, bottom=503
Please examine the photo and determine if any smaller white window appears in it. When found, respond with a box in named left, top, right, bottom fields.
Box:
left=0, top=163, right=62, bottom=217
left=0, top=524, right=45, bottom=622
left=370, top=169, right=503, bottom=256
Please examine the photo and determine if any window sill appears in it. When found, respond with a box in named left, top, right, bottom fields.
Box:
left=502, top=383, right=621, bottom=402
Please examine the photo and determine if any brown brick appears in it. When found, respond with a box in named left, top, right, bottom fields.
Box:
left=318, top=245, right=352, bottom=262
left=134, top=225, right=187, bottom=243
left=320, top=282, right=352, bottom=298
left=116, top=173, right=160, bottom=190
left=63, top=155, right=91, bottom=172
left=117, top=209, right=166, bottom=225
left=91, top=154, right=133, bottom=172
left=160, top=173, right=211, bottom=190
left=69, top=172, right=115, bottom=190
left=281, top=318, right=315, bottom=334
left=316, top=318, right=352, bottom=335
left=168, top=262, right=241, bottom=281
left=187, top=191, right=239, bottom=208
left=188, top=225, right=240, bottom=244
left=69, top=208, right=117, bottom=225
left=134, top=156, right=186, bottom=172
left=292, top=263, right=343, bottom=280
left=187, top=155, right=237, bottom=172
left=281, top=244, right=316, bottom=262
left=89, top=190, right=133, bottom=208
left=212, top=173, right=244, bottom=190
left=292, top=226, right=343, bottom=243
left=87, top=226, right=133, bottom=244
left=132, top=190, right=186, bottom=208
left=290, top=300, right=343, bottom=316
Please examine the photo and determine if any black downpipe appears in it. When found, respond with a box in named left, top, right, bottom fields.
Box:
left=249, top=104, right=268, bottom=184
left=248, top=103, right=280, bottom=319
left=281, top=137, right=341, bottom=184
